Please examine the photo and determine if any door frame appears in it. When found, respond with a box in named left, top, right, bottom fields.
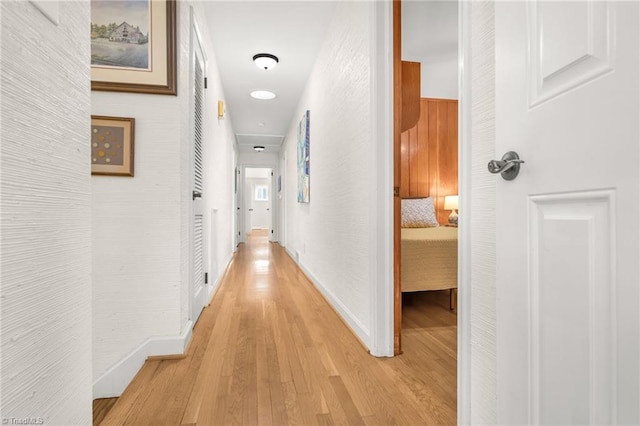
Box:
left=239, top=164, right=277, bottom=243
left=368, top=0, right=395, bottom=358
left=457, top=1, right=473, bottom=423
left=375, top=0, right=474, bottom=421
left=188, top=7, right=207, bottom=324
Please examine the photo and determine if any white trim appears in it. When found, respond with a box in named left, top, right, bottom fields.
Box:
left=92, top=321, right=193, bottom=398
left=207, top=251, right=234, bottom=303
left=458, top=1, right=472, bottom=423
left=283, top=248, right=371, bottom=348
left=369, top=0, right=394, bottom=358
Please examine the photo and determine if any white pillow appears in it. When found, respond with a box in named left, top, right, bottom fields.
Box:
left=401, top=197, right=439, bottom=228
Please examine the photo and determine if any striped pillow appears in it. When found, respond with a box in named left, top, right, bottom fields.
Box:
left=401, top=197, right=439, bottom=228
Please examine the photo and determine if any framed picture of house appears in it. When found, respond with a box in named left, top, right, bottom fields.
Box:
left=91, top=116, right=135, bottom=176
left=90, top=0, right=177, bottom=95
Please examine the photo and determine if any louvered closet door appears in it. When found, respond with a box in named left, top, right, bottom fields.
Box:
left=191, top=29, right=206, bottom=325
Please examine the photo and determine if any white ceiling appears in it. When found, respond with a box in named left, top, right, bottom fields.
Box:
left=204, top=1, right=457, bottom=155
left=204, top=2, right=338, bottom=154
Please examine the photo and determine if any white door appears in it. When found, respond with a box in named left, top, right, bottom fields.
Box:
left=244, top=168, right=273, bottom=236
left=235, top=167, right=241, bottom=247
left=495, top=2, right=639, bottom=424
left=190, top=22, right=206, bottom=324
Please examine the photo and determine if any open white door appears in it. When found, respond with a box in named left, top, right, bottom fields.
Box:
left=243, top=167, right=273, bottom=238
left=495, top=1, right=639, bottom=424
left=190, top=18, right=206, bottom=325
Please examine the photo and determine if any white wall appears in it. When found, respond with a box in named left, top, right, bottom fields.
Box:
left=1, top=1, right=92, bottom=423
left=402, top=1, right=459, bottom=99
left=459, top=1, right=497, bottom=424
left=283, top=1, right=373, bottom=346
left=420, top=52, right=459, bottom=99
left=91, top=1, right=236, bottom=398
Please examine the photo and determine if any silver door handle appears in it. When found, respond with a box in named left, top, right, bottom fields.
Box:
left=488, top=151, right=524, bottom=181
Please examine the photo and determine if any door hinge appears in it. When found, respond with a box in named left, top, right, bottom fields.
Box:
left=204, top=272, right=208, bottom=284
left=271, top=229, right=274, bottom=234
left=204, top=77, right=208, bottom=89
left=394, top=186, right=400, bottom=197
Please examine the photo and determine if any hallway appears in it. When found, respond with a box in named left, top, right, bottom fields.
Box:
left=95, top=231, right=456, bottom=425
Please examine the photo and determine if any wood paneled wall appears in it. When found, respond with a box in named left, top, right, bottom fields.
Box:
left=400, top=98, right=458, bottom=225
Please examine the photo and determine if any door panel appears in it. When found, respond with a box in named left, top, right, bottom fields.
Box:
left=190, top=26, right=206, bottom=324
left=529, top=1, right=614, bottom=107
left=496, top=1, right=639, bottom=424
left=529, top=191, right=614, bottom=425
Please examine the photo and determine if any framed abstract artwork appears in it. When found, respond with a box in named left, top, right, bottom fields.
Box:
left=90, top=0, right=177, bottom=95
left=91, top=116, right=135, bottom=176
left=297, top=110, right=310, bottom=203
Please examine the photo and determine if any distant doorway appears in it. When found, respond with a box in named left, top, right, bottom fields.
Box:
left=244, top=167, right=274, bottom=241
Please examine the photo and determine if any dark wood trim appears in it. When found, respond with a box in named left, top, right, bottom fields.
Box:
left=393, top=0, right=402, bottom=356
left=401, top=61, right=421, bottom=132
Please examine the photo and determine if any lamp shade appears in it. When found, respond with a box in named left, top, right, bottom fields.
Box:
left=444, top=195, right=459, bottom=211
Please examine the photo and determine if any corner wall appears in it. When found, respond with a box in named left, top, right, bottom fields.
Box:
left=1, top=1, right=92, bottom=422
left=283, top=2, right=374, bottom=346
left=91, top=1, right=236, bottom=398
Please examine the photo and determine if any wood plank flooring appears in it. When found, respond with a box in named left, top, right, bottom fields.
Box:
left=95, top=230, right=456, bottom=425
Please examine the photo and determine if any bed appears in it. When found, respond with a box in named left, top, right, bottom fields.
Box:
left=401, top=226, right=458, bottom=293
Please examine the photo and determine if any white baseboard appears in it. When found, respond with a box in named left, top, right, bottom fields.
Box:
left=93, top=252, right=237, bottom=399
left=284, top=249, right=371, bottom=349
left=93, top=320, right=193, bottom=399
left=285, top=246, right=298, bottom=264
left=207, top=252, right=233, bottom=303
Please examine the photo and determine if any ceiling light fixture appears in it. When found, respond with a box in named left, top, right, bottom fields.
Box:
left=254, top=146, right=265, bottom=152
left=253, top=53, right=279, bottom=70
left=250, top=90, right=276, bottom=100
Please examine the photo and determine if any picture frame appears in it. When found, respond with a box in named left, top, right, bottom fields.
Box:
left=91, top=116, right=135, bottom=176
left=297, top=110, right=310, bottom=203
left=91, top=0, right=177, bottom=95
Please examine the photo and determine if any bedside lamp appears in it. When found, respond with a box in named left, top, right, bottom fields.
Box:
left=444, top=195, right=459, bottom=226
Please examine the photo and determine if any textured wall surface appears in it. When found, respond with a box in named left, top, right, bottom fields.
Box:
left=283, top=1, right=373, bottom=344
left=1, top=1, right=92, bottom=423
left=92, top=0, right=236, bottom=386
left=469, top=1, right=497, bottom=423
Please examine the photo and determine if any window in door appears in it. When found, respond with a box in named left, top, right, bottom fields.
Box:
left=255, top=185, right=268, bottom=201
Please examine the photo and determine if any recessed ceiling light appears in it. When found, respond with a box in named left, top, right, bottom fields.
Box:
left=250, top=90, right=276, bottom=100
left=253, top=53, right=279, bottom=70
left=254, top=146, right=265, bottom=152
left=257, top=122, right=265, bottom=127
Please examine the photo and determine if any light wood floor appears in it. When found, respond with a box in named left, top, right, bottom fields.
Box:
left=94, top=230, right=456, bottom=425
